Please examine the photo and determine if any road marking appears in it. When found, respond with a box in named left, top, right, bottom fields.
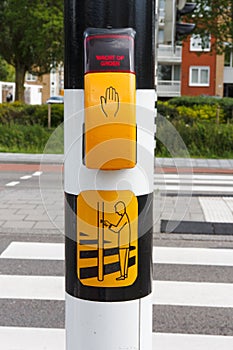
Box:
left=0, top=327, right=65, bottom=350
left=153, top=246, right=233, bottom=266
left=2, top=242, right=233, bottom=267
left=155, top=174, right=233, bottom=182
left=32, top=171, right=43, bottom=176
left=20, top=175, right=32, bottom=180
left=0, top=275, right=64, bottom=300
left=1, top=327, right=232, bottom=350
left=0, top=242, right=65, bottom=260
left=5, top=181, right=20, bottom=187
left=199, top=197, right=233, bottom=222
left=154, top=184, right=233, bottom=193
left=153, top=333, right=233, bottom=350
left=152, top=280, right=233, bottom=307
left=1, top=274, right=233, bottom=307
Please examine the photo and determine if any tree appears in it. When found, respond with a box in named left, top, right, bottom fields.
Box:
left=0, top=0, right=64, bottom=101
left=188, top=0, right=233, bottom=53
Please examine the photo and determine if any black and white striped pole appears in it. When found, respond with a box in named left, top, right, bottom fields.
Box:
left=64, top=1, right=156, bottom=349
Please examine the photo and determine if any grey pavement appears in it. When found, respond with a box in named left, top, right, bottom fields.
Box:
left=0, top=153, right=233, bottom=236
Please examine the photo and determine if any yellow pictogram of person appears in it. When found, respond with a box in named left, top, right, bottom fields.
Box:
left=103, top=201, right=131, bottom=280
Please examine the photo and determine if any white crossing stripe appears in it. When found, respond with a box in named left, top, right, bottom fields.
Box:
left=154, top=174, right=233, bottom=183
left=2, top=243, right=233, bottom=267
left=32, top=171, right=43, bottom=176
left=152, top=280, right=233, bottom=308
left=1, top=274, right=233, bottom=308
left=153, top=246, right=233, bottom=266
left=0, top=327, right=65, bottom=350
left=155, top=184, right=233, bottom=193
left=0, top=275, right=64, bottom=300
left=153, top=333, right=233, bottom=350
left=0, top=242, right=65, bottom=260
left=20, top=175, right=32, bottom=180
left=5, top=181, right=20, bottom=187
left=1, top=327, right=233, bottom=350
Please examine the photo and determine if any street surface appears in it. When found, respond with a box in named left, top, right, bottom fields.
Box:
left=0, top=159, right=233, bottom=349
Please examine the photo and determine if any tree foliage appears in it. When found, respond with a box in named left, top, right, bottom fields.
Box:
left=0, top=0, right=64, bottom=101
left=189, top=0, right=233, bottom=53
left=0, top=56, right=15, bottom=81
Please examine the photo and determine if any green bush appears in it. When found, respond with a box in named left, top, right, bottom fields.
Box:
left=167, top=96, right=220, bottom=108
left=0, top=124, right=61, bottom=153
left=156, top=120, right=233, bottom=158
left=157, top=101, right=179, bottom=120
left=0, top=102, right=64, bottom=127
left=176, top=104, right=224, bottom=123
left=218, top=98, right=233, bottom=122
left=159, top=96, right=233, bottom=123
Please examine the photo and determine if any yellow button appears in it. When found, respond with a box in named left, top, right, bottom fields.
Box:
left=84, top=72, right=136, bottom=170
left=77, top=190, right=138, bottom=287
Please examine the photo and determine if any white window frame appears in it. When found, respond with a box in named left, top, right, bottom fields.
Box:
left=25, top=73, right=37, bottom=82
left=189, top=66, right=210, bottom=87
left=190, top=34, right=211, bottom=52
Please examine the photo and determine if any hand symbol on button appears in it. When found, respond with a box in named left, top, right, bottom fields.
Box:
left=100, top=86, right=119, bottom=118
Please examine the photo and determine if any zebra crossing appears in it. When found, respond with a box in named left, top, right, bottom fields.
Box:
left=154, top=173, right=233, bottom=194
left=1, top=240, right=233, bottom=349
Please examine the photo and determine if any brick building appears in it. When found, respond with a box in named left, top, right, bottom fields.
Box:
left=181, top=35, right=224, bottom=97
left=157, top=0, right=230, bottom=99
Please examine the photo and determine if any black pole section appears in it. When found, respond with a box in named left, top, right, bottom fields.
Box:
left=64, top=0, right=155, bottom=89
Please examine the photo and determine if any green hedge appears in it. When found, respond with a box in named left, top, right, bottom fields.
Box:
left=0, top=124, right=60, bottom=153
left=158, top=96, right=233, bottom=123
left=156, top=120, right=233, bottom=158
left=0, top=100, right=233, bottom=158
left=0, top=102, right=64, bottom=127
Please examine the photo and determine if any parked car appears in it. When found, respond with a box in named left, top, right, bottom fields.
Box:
left=46, top=96, right=64, bottom=104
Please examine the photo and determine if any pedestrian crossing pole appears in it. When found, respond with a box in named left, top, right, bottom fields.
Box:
left=64, top=1, right=156, bottom=349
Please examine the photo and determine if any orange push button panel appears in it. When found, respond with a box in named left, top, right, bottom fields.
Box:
left=84, top=28, right=136, bottom=170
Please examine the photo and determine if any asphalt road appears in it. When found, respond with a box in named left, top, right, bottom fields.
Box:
left=1, top=233, right=233, bottom=338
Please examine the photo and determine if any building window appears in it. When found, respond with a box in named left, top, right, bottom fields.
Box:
left=224, top=49, right=233, bottom=67
left=159, top=0, right=165, bottom=17
left=158, top=29, right=165, bottom=44
left=189, top=66, right=210, bottom=86
left=158, top=64, right=181, bottom=81
left=190, top=34, right=211, bottom=52
left=26, top=73, right=37, bottom=82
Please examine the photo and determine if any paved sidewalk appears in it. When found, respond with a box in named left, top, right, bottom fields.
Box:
left=0, top=153, right=232, bottom=235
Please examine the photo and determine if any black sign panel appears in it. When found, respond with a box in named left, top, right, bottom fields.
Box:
left=65, top=192, right=153, bottom=303
left=84, top=28, right=135, bottom=73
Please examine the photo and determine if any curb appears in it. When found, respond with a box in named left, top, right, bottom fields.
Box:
left=0, top=153, right=64, bottom=164
left=161, top=220, right=233, bottom=235
left=1, top=153, right=233, bottom=170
